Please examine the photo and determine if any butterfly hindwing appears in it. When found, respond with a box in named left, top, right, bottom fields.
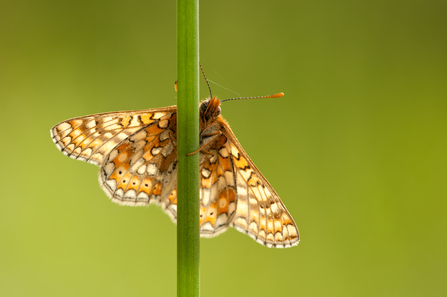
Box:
left=199, top=134, right=237, bottom=237
left=99, top=111, right=179, bottom=220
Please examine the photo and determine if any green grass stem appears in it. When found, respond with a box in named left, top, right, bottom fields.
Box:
left=177, top=0, right=200, bottom=296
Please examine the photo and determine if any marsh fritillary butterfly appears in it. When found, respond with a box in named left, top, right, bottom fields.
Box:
left=51, top=80, right=299, bottom=248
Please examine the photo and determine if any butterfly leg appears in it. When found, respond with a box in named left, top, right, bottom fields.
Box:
left=187, top=131, right=222, bottom=156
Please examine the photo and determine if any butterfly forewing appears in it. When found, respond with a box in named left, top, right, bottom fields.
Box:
left=51, top=107, right=176, bottom=166
left=220, top=122, right=300, bottom=248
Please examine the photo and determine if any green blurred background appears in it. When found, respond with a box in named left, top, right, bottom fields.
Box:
left=1, top=0, right=446, bottom=296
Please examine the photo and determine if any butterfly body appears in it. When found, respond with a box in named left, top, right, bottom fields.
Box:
left=51, top=97, right=299, bottom=248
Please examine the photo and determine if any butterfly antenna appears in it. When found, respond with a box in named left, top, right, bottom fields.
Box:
left=199, top=62, right=213, bottom=99
left=201, top=59, right=240, bottom=97
left=221, top=92, right=284, bottom=103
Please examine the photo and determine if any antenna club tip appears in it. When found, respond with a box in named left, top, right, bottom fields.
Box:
left=270, top=92, right=284, bottom=98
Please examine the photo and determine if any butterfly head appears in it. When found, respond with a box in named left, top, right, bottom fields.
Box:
left=200, top=97, right=221, bottom=124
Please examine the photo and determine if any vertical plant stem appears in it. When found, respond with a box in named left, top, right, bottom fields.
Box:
left=177, top=0, right=199, bottom=296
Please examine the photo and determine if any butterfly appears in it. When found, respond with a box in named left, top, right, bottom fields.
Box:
left=51, top=86, right=299, bottom=248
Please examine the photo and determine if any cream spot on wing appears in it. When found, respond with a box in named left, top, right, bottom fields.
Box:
left=147, top=163, right=158, bottom=176
left=65, top=144, right=75, bottom=154
left=201, top=188, right=210, bottom=206
left=219, top=198, right=227, bottom=208
left=217, top=175, right=226, bottom=189
left=228, top=201, right=236, bottom=215
left=218, top=147, right=229, bottom=158
left=61, top=136, right=72, bottom=146
left=231, top=145, right=239, bottom=157
left=270, top=203, right=279, bottom=214
left=168, top=204, right=177, bottom=213
left=118, top=152, right=128, bottom=162
left=274, top=220, right=282, bottom=231
left=130, top=116, right=140, bottom=127
left=124, top=189, right=136, bottom=199
left=151, top=147, right=162, bottom=155
left=85, top=120, right=96, bottom=129
left=137, top=191, right=149, bottom=201
left=249, top=198, right=258, bottom=205
left=275, top=232, right=283, bottom=242
left=153, top=112, right=165, bottom=119
left=224, top=171, right=235, bottom=186
left=287, top=225, right=298, bottom=238
left=103, top=163, right=115, bottom=176
left=209, top=154, right=217, bottom=164
left=109, top=149, right=119, bottom=161
left=161, top=142, right=174, bottom=157
left=201, top=222, right=214, bottom=232
left=103, top=132, right=114, bottom=139
left=106, top=179, right=117, bottom=191
left=91, top=153, right=103, bottom=162
left=129, top=130, right=147, bottom=142
left=235, top=217, right=247, bottom=229
left=71, top=129, right=82, bottom=137
left=129, top=158, right=145, bottom=174
left=216, top=213, right=228, bottom=227
left=160, top=130, right=171, bottom=142
left=237, top=185, right=248, bottom=198
left=115, top=188, right=124, bottom=198
left=57, top=122, right=71, bottom=131
left=202, top=168, right=211, bottom=179
left=239, top=169, right=251, bottom=181
left=249, top=222, right=258, bottom=234
left=73, top=147, right=82, bottom=155
left=250, top=209, right=260, bottom=222
left=133, top=140, right=146, bottom=152
left=237, top=199, right=248, bottom=217
left=137, top=164, right=147, bottom=175
left=158, top=119, right=169, bottom=128
left=75, top=134, right=86, bottom=144
left=81, top=147, right=92, bottom=158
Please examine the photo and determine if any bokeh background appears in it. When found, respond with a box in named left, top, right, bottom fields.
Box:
left=1, top=0, right=446, bottom=296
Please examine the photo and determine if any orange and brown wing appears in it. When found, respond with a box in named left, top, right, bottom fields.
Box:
left=98, top=112, right=179, bottom=220
left=199, top=134, right=237, bottom=237
left=221, top=123, right=299, bottom=248
left=51, top=106, right=176, bottom=166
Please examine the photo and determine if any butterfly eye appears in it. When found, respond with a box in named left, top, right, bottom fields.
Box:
left=199, top=100, right=210, bottom=117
